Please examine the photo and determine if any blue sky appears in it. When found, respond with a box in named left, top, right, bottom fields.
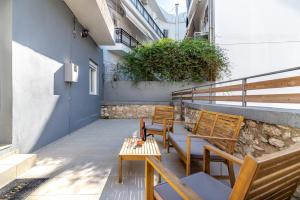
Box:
left=156, top=0, right=187, bottom=14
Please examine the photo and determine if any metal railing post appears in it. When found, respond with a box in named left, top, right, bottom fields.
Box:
left=180, top=94, right=184, bottom=120
left=191, top=87, right=195, bottom=102
left=209, top=84, right=213, bottom=104
left=120, top=29, right=123, bottom=44
left=242, top=78, right=247, bottom=107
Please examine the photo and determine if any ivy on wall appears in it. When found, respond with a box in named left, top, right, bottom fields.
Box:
left=118, top=38, right=230, bottom=82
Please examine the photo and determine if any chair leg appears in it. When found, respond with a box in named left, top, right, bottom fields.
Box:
left=186, top=136, right=191, bottom=176
left=163, top=133, right=166, bottom=148
left=186, top=159, right=190, bottom=176
left=226, top=160, right=236, bottom=187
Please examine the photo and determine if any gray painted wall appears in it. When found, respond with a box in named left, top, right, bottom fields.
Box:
left=11, top=0, right=102, bottom=153
left=0, top=0, right=12, bottom=144
left=103, top=81, right=199, bottom=103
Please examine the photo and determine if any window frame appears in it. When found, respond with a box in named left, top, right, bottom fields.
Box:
left=89, top=60, right=98, bottom=96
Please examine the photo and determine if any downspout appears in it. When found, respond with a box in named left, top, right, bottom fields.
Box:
left=208, top=0, right=215, bottom=81
left=208, top=0, right=215, bottom=44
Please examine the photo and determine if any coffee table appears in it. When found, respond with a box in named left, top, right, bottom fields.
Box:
left=118, top=137, right=161, bottom=183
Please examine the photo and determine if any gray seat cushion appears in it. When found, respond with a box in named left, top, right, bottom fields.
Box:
left=176, top=140, right=222, bottom=160
left=155, top=172, right=231, bottom=200
left=169, top=133, right=222, bottom=160
left=145, top=124, right=172, bottom=131
left=168, top=133, right=205, bottom=143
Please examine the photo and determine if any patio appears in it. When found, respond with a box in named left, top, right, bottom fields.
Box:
left=19, top=119, right=231, bottom=200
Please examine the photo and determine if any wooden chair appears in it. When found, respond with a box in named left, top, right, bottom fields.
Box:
left=140, top=105, right=174, bottom=148
left=168, top=110, right=244, bottom=185
left=145, top=144, right=300, bottom=200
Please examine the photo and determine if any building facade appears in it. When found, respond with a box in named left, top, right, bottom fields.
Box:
left=0, top=0, right=115, bottom=153
left=185, top=0, right=300, bottom=109
left=102, top=0, right=186, bottom=82
left=186, top=0, right=300, bottom=79
left=0, top=0, right=188, bottom=153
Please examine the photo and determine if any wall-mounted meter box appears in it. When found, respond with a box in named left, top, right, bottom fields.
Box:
left=65, top=62, right=79, bottom=82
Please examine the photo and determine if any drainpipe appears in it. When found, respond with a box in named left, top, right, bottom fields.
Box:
left=208, top=0, right=215, bottom=44
left=175, top=3, right=179, bottom=40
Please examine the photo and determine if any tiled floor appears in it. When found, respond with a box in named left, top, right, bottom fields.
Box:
left=19, top=119, right=231, bottom=200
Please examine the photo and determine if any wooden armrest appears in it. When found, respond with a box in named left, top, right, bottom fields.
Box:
left=204, top=145, right=243, bottom=165
left=187, top=134, right=237, bottom=143
left=146, top=156, right=203, bottom=200
left=174, top=121, right=196, bottom=125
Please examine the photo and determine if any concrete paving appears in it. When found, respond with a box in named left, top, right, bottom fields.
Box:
left=19, top=119, right=231, bottom=200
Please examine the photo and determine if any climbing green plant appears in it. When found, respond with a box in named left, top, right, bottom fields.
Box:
left=119, top=38, right=230, bottom=82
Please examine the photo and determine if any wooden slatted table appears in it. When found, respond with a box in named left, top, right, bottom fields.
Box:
left=118, top=137, right=161, bottom=183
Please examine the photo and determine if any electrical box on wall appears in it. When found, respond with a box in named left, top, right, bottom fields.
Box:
left=65, top=62, right=79, bottom=82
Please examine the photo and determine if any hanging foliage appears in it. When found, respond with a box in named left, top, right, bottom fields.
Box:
left=118, top=38, right=230, bottom=82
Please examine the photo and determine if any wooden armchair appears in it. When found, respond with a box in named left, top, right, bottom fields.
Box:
left=168, top=110, right=244, bottom=184
left=145, top=144, right=300, bottom=200
left=140, top=105, right=174, bottom=148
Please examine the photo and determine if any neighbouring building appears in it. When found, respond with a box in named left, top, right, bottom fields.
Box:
left=186, top=0, right=300, bottom=79
left=0, top=0, right=115, bottom=153
left=185, top=0, right=300, bottom=110
left=102, top=0, right=186, bottom=83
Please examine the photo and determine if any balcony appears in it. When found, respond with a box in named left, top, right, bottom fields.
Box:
left=115, top=28, right=140, bottom=48
left=64, top=0, right=115, bottom=45
left=129, top=0, right=165, bottom=38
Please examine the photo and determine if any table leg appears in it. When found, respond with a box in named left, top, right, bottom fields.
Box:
left=118, top=156, right=122, bottom=183
left=158, top=156, right=161, bottom=183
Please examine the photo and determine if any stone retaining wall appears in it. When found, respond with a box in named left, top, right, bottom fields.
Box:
left=184, top=106, right=300, bottom=158
left=101, top=104, right=300, bottom=157
left=101, top=104, right=182, bottom=120
left=101, top=105, right=159, bottom=119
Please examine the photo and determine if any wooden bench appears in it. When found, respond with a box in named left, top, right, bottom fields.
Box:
left=140, top=105, right=174, bottom=148
left=145, top=144, right=300, bottom=200
left=168, top=110, right=244, bottom=185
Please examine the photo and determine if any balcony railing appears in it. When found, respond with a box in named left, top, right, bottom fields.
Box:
left=130, top=0, right=165, bottom=38
left=172, top=66, right=300, bottom=107
left=115, top=28, right=140, bottom=48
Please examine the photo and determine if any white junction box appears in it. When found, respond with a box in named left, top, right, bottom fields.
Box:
left=65, top=62, right=79, bottom=82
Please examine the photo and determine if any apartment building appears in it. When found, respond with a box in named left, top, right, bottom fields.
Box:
left=0, top=0, right=116, bottom=153
left=102, top=0, right=186, bottom=82
left=186, top=0, right=300, bottom=79
left=0, top=0, right=187, bottom=153
left=185, top=0, right=300, bottom=110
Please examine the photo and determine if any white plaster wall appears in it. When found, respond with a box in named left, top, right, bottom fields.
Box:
left=215, top=0, right=300, bottom=79
left=214, top=0, right=300, bottom=109
left=156, top=19, right=186, bottom=40
left=101, top=47, right=123, bottom=82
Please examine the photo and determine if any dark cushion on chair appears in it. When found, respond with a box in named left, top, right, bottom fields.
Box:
left=176, top=140, right=222, bottom=160
left=169, top=133, right=205, bottom=143
left=155, top=172, right=231, bottom=200
left=145, top=124, right=172, bottom=131
left=169, top=133, right=222, bottom=160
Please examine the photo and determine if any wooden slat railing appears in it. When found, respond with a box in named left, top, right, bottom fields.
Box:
left=172, top=67, right=300, bottom=106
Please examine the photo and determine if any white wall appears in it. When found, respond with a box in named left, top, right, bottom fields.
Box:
left=214, top=0, right=300, bottom=109
left=156, top=19, right=186, bottom=40
left=101, top=47, right=122, bottom=82
left=215, top=0, right=300, bottom=79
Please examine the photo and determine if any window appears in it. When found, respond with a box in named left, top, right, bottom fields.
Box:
left=89, top=60, right=98, bottom=95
